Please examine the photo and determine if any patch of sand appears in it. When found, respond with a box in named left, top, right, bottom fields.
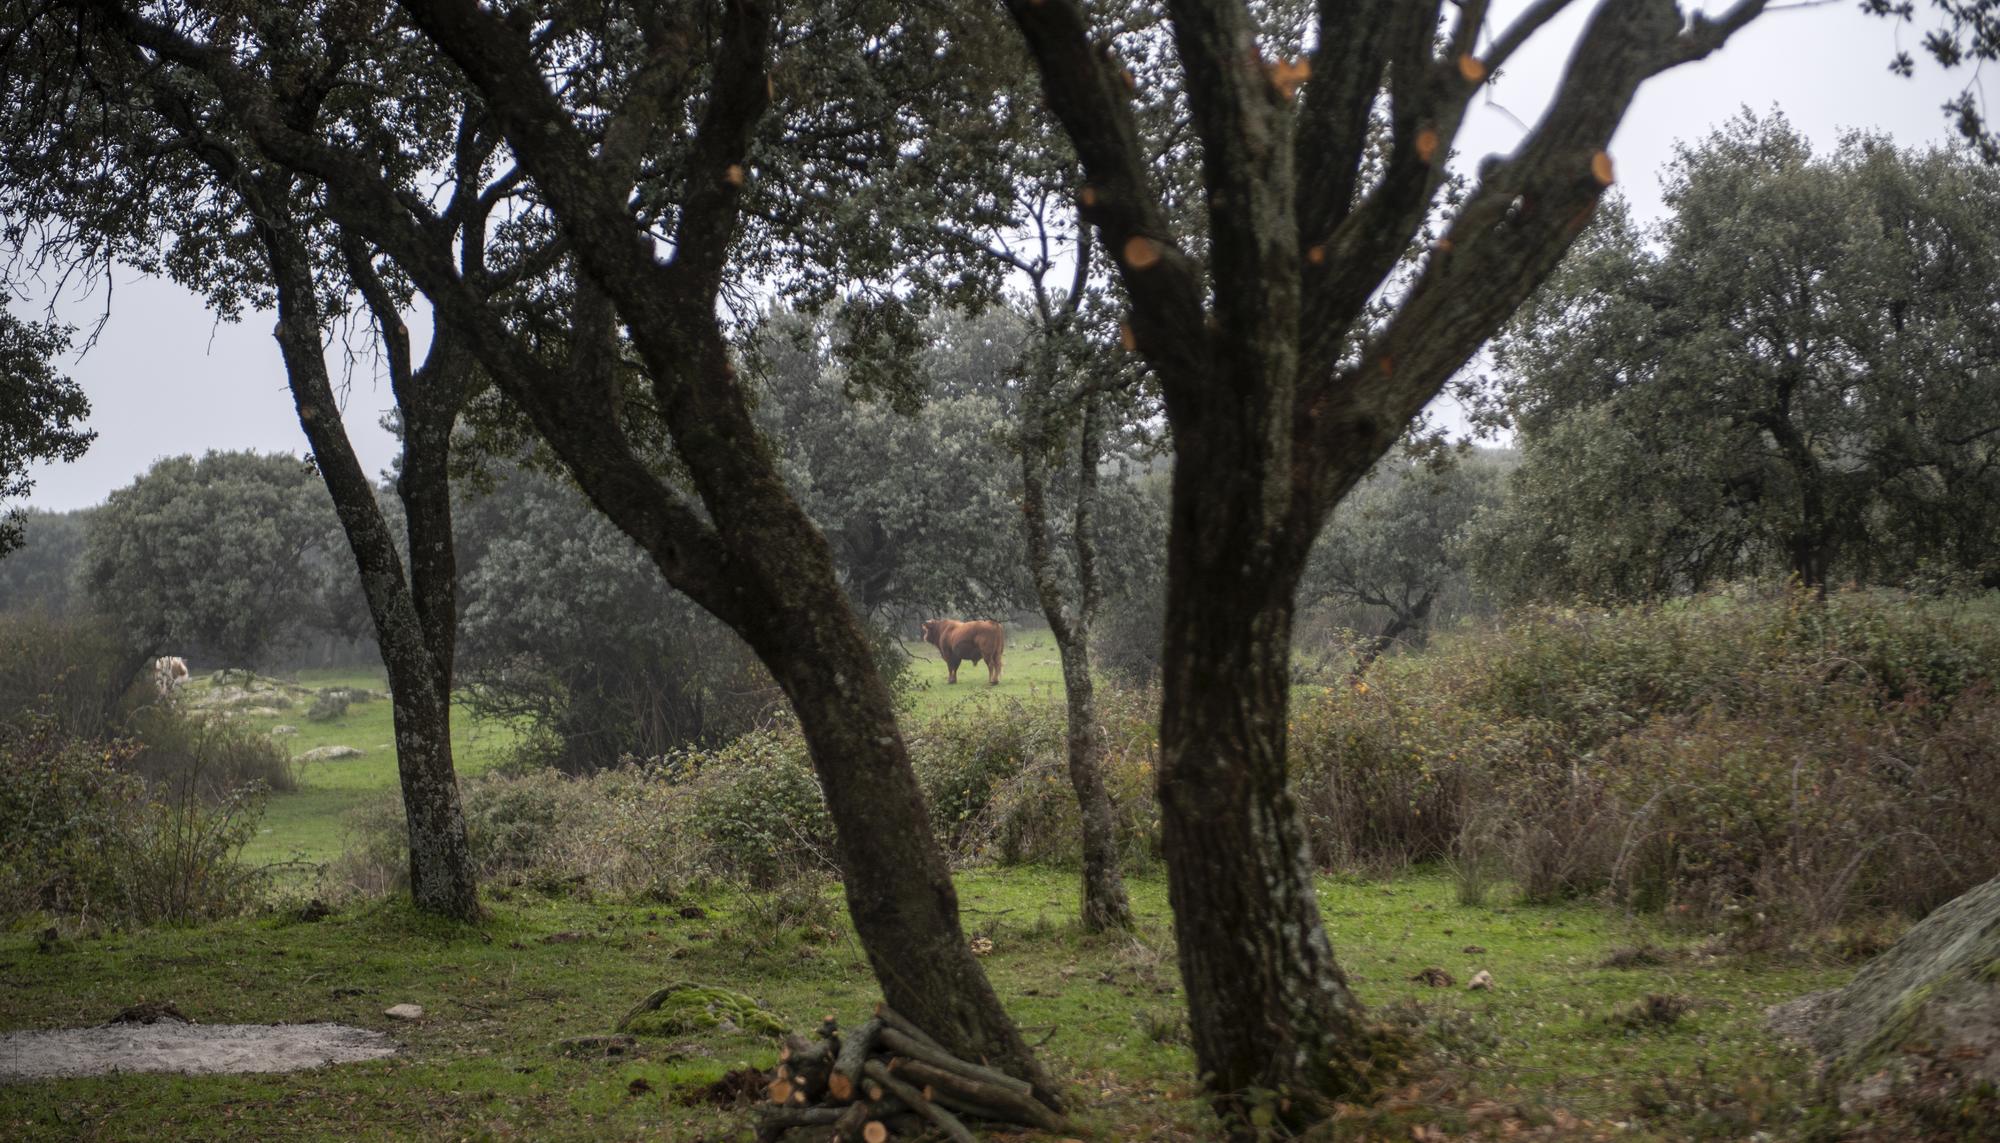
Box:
left=0, top=1023, right=398, bottom=1083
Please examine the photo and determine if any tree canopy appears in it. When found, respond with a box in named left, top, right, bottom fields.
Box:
left=1477, top=116, right=2000, bottom=601
left=0, top=312, right=91, bottom=559
left=82, top=450, right=344, bottom=666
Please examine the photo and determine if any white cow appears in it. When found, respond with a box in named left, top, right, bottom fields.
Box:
left=152, top=656, right=190, bottom=696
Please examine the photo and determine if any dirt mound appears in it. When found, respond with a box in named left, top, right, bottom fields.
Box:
left=678, top=1065, right=770, bottom=1107
left=0, top=1023, right=397, bottom=1083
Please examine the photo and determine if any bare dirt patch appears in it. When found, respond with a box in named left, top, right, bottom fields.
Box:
left=0, top=1022, right=398, bottom=1083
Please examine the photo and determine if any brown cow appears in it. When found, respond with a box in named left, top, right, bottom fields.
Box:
left=920, top=619, right=1005, bottom=686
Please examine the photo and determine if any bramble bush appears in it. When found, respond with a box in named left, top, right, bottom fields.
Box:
left=0, top=618, right=275, bottom=928
left=1284, top=585, right=2000, bottom=936
left=328, top=585, right=1998, bottom=944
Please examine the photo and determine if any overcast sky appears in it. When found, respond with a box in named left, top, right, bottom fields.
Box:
left=11, top=1, right=1984, bottom=513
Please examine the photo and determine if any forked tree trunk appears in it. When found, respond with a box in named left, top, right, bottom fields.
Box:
left=259, top=197, right=478, bottom=921
left=1350, top=591, right=1433, bottom=682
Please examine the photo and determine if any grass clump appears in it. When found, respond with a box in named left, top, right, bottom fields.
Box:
left=1608, top=992, right=1695, bottom=1031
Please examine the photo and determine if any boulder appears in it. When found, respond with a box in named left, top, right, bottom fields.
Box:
left=297, top=746, right=364, bottom=762
left=1769, top=875, right=2000, bottom=1117
left=615, top=982, right=785, bottom=1038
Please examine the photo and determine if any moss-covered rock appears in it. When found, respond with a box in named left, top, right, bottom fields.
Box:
left=615, top=982, right=786, bottom=1038
left=1772, top=875, right=2000, bottom=1118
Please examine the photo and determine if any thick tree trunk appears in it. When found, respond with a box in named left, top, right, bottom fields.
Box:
left=1157, top=451, right=1386, bottom=1135
left=751, top=601, right=1057, bottom=1106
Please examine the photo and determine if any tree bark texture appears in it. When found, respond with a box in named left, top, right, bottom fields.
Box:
left=1156, top=424, right=1384, bottom=1131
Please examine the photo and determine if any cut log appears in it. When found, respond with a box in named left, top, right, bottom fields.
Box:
left=767, top=1077, right=794, bottom=1105
left=889, top=1057, right=1069, bottom=1133
left=863, top=1060, right=976, bottom=1143
left=751, top=1104, right=840, bottom=1143
left=832, top=1095, right=904, bottom=1142
left=778, top=1033, right=834, bottom=1101
left=872, top=1003, right=950, bottom=1056
left=861, top=1122, right=888, bottom=1143
left=827, top=1016, right=883, bottom=1103
left=876, top=1027, right=1035, bottom=1099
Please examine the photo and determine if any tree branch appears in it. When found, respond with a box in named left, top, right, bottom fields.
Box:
left=1003, top=0, right=1210, bottom=403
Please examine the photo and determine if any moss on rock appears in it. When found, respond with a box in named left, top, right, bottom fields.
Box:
left=615, top=982, right=786, bottom=1038
left=1779, top=875, right=2000, bottom=1116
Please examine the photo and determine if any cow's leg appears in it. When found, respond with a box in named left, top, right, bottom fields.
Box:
left=988, top=657, right=1001, bottom=686
left=946, top=655, right=959, bottom=684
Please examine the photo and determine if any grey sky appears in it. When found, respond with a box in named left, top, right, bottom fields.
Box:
left=11, top=1, right=1983, bottom=514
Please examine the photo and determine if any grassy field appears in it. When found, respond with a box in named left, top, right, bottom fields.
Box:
left=192, top=669, right=521, bottom=869
left=899, top=626, right=1072, bottom=720
left=0, top=869, right=1832, bottom=1141
left=5, top=620, right=1905, bottom=1140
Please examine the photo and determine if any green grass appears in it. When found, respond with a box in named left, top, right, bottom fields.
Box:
left=8, top=638, right=1855, bottom=1139
left=0, top=868, right=1833, bottom=1141
left=900, top=626, right=1074, bottom=720
left=180, top=668, right=520, bottom=869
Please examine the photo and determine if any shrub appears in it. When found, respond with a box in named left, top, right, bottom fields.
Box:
left=907, top=689, right=1161, bottom=871
left=682, top=730, right=837, bottom=885
left=0, top=612, right=147, bottom=737
left=125, top=705, right=297, bottom=796
left=1287, top=585, right=2000, bottom=933
left=0, top=710, right=266, bottom=927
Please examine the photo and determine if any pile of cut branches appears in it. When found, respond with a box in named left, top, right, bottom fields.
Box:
left=756, top=1004, right=1069, bottom=1142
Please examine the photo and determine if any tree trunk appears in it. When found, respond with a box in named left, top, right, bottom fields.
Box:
left=1156, top=449, right=1386, bottom=1135
left=1349, top=591, right=1433, bottom=682
left=1020, top=338, right=1133, bottom=932
left=1057, top=638, right=1132, bottom=931
left=751, top=601, right=1058, bottom=1106
left=259, top=198, right=478, bottom=921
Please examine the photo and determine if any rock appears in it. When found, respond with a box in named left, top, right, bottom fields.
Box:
left=383, top=1004, right=424, bottom=1021
left=1411, top=967, right=1455, bottom=988
left=306, top=692, right=350, bottom=722
left=1769, top=874, right=2000, bottom=1115
left=297, top=746, right=364, bottom=762
left=1467, top=970, right=1495, bottom=991
left=270, top=725, right=298, bottom=736
left=615, top=982, right=786, bottom=1038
